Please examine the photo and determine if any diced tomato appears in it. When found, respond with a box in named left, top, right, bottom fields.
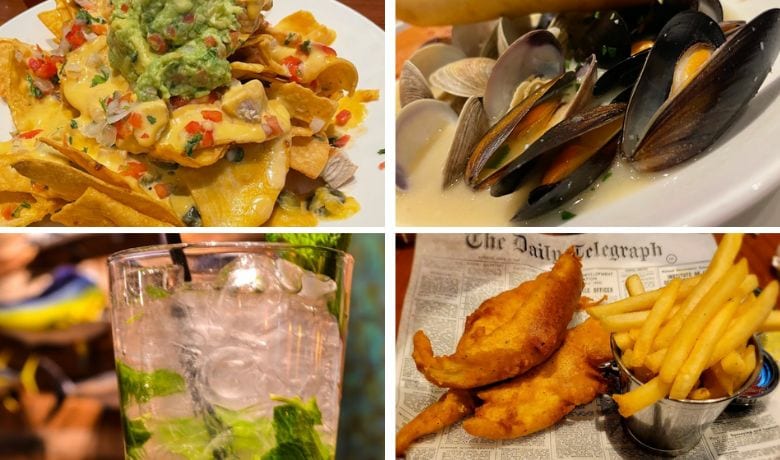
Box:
left=153, top=183, right=171, bottom=199
left=263, top=115, right=282, bottom=136
left=201, top=130, right=214, bottom=148
left=128, top=112, right=143, bottom=129
left=166, top=25, right=177, bottom=38
left=333, top=134, right=350, bottom=148
left=17, top=129, right=42, bottom=139
left=120, top=3, right=129, bottom=13
left=335, top=109, right=351, bottom=126
left=379, top=161, right=385, bottom=170
left=314, top=43, right=337, bottom=56
left=147, top=33, right=167, bottom=53
left=183, top=12, right=195, bottom=24
left=31, top=182, right=48, bottom=193
left=1, top=205, right=14, bottom=221
left=204, top=36, right=218, bottom=47
left=141, top=133, right=150, bottom=139
left=281, top=56, right=303, bottom=83
left=170, top=96, right=188, bottom=108
left=121, top=161, right=147, bottom=179
left=114, top=118, right=133, bottom=139
left=65, top=24, right=87, bottom=49
left=91, top=23, right=108, bottom=35
left=201, top=110, right=222, bottom=122
left=185, top=121, right=202, bottom=134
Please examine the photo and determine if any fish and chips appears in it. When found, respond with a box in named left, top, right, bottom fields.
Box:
left=0, top=0, right=378, bottom=226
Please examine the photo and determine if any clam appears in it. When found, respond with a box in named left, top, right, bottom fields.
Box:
left=443, top=97, right=489, bottom=188
left=497, top=16, right=535, bottom=54
left=452, top=20, right=498, bottom=57
left=622, top=9, right=780, bottom=171
left=483, top=30, right=564, bottom=122
left=408, top=43, right=467, bottom=81
left=399, top=61, right=433, bottom=108
left=396, top=99, right=458, bottom=190
left=429, top=57, right=496, bottom=98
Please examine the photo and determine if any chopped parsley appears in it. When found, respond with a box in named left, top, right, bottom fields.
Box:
left=378, top=148, right=385, bottom=155
left=11, top=201, right=31, bottom=218
left=602, top=171, right=613, bottom=182
left=82, top=147, right=88, bottom=153
left=99, top=96, right=109, bottom=113
left=299, top=39, right=312, bottom=54
left=70, top=119, right=78, bottom=129
left=26, top=75, right=43, bottom=98
left=182, top=206, right=202, bottom=227
left=91, top=68, right=109, bottom=87
left=561, top=210, right=577, bottom=221
left=184, top=133, right=203, bottom=157
left=68, top=135, right=73, bottom=145
left=146, top=115, right=157, bottom=125
left=284, top=32, right=296, bottom=46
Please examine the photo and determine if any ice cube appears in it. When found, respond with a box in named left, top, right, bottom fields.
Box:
left=275, top=258, right=303, bottom=293
left=120, top=265, right=183, bottom=307
left=298, top=272, right=337, bottom=308
left=199, top=345, right=276, bottom=411
left=219, top=254, right=280, bottom=294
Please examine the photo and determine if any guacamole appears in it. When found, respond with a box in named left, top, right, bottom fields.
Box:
left=108, top=0, right=246, bottom=101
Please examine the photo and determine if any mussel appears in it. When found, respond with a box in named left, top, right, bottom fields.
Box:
left=622, top=9, right=780, bottom=171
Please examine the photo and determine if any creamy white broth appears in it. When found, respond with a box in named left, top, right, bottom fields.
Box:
left=396, top=2, right=755, bottom=227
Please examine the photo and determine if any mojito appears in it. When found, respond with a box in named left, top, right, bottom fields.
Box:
left=108, top=244, right=352, bottom=459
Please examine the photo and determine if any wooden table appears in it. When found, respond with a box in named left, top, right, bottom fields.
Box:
left=396, top=234, right=780, bottom=337
left=0, top=0, right=384, bottom=28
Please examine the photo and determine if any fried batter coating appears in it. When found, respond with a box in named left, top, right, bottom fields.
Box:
left=462, top=318, right=612, bottom=439
left=395, top=389, right=475, bottom=456
left=412, top=248, right=583, bottom=389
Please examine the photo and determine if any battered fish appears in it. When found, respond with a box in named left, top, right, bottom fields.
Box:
left=395, top=389, right=475, bottom=456
left=462, top=318, right=612, bottom=439
left=412, top=248, right=583, bottom=389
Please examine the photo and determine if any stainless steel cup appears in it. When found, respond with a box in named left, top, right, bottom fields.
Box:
left=612, top=336, right=763, bottom=456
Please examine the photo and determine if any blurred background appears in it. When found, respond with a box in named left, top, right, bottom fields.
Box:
left=0, top=233, right=384, bottom=460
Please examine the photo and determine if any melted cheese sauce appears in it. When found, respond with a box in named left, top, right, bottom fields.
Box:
left=396, top=121, right=657, bottom=226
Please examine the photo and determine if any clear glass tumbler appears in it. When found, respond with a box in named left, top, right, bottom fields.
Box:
left=108, top=242, right=353, bottom=459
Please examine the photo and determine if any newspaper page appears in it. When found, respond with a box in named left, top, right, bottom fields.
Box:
left=396, top=234, right=780, bottom=460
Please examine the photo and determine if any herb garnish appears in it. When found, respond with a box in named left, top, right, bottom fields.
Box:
left=91, top=68, right=109, bottom=87
left=184, top=133, right=203, bottom=157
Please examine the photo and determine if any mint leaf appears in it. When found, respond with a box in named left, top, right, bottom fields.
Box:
left=116, top=360, right=185, bottom=405
left=144, top=285, right=169, bottom=299
left=122, top=416, right=151, bottom=460
left=262, top=396, right=330, bottom=460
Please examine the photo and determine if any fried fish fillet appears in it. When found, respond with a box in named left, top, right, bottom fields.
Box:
left=412, top=248, right=583, bottom=389
left=462, top=318, right=612, bottom=439
left=395, top=389, right=475, bottom=456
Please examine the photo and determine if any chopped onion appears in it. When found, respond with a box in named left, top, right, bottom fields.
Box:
left=64, top=61, right=82, bottom=75
left=309, top=117, right=326, bottom=133
left=32, top=77, right=54, bottom=94
left=201, top=120, right=215, bottom=131
left=86, top=53, right=103, bottom=67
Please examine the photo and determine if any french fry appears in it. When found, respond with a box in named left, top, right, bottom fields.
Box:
left=736, top=345, right=757, bottom=390
left=738, top=274, right=759, bottom=300
left=669, top=299, right=738, bottom=399
left=645, top=347, right=667, bottom=373
left=720, top=349, right=745, bottom=377
left=760, top=310, right=780, bottom=332
left=708, top=281, right=779, bottom=367
left=614, top=331, right=635, bottom=350
left=689, top=387, right=711, bottom=400
left=659, top=259, right=748, bottom=384
left=600, top=311, right=650, bottom=332
left=702, top=365, right=731, bottom=398
left=586, top=275, right=700, bottom=318
left=653, top=234, right=743, bottom=350
left=626, top=274, right=646, bottom=296
left=632, top=278, right=681, bottom=368
left=613, top=377, right=671, bottom=418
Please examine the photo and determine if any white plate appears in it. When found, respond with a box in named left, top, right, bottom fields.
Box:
left=0, top=0, right=386, bottom=228
left=397, top=0, right=780, bottom=227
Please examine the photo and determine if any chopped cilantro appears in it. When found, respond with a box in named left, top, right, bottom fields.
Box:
left=70, top=119, right=78, bottom=129
left=146, top=115, right=157, bottom=125
left=91, top=68, right=109, bottom=87
left=182, top=206, right=202, bottom=227
left=601, top=171, right=613, bottom=182
left=76, top=8, right=105, bottom=24
left=26, top=75, right=43, bottom=98
left=284, top=32, right=296, bottom=46
left=378, top=148, right=385, bottom=155
left=561, top=210, right=577, bottom=221
left=226, top=145, right=244, bottom=162
left=68, top=135, right=73, bottom=145
left=184, top=133, right=203, bottom=157
left=99, top=96, right=109, bottom=113
left=82, top=147, right=88, bottom=153
left=11, top=201, right=31, bottom=218
left=299, top=40, right=312, bottom=54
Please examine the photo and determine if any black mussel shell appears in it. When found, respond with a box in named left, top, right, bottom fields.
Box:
left=552, top=11, right=631, bottom=68
left=593, top=49, right=651, bottom=105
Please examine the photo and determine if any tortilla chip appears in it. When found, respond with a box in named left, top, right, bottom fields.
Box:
left=40, top=138, right=131, bottom=190
left=178, top=136, right=290, bottom=226
left=230, top=61, right=267, bottom=80
left=0, top=147, right=65, bottom=199
left=37, top=9, right=67, bottom=41
left=290, top=136, right=330, bottom=179
left=11, top=157, right=181, bottom=225
left=316, top=58, right=358, bottom=97
left=147, top=143, right=230, bottom=168
left=268, top=82, right=338, bottom=126
left=0, top=191, right=61, bottom=227
left=51, top=187, right=171, bottom=227
left=271, top=11, right=337, bottom=45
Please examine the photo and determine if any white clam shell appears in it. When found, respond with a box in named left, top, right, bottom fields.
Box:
left=429, top=57, right=496, bottom=98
